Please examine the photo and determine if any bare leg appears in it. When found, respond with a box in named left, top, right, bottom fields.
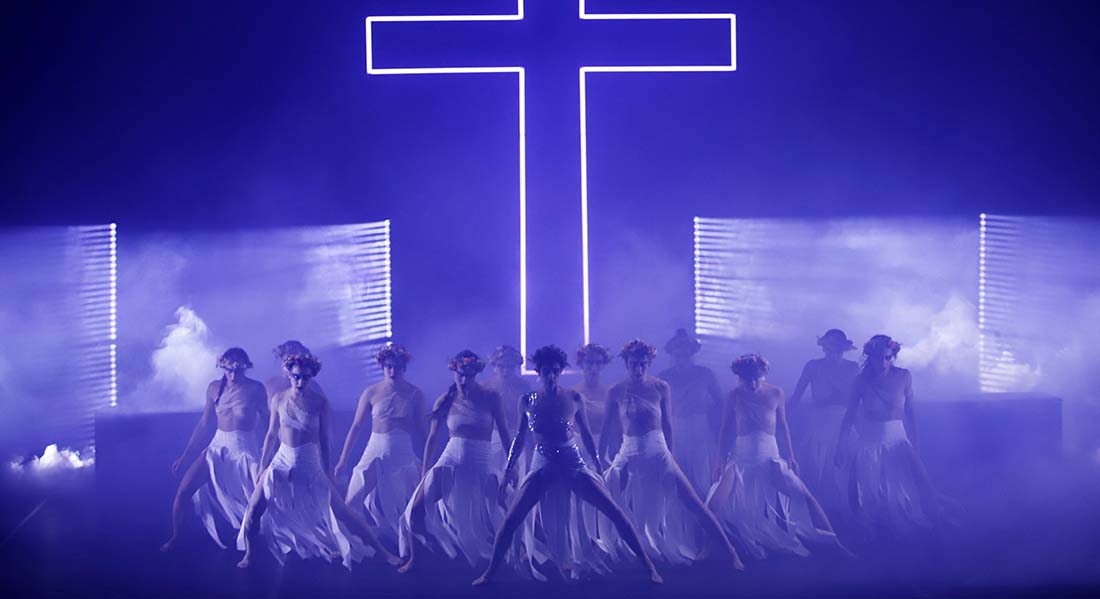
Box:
left=237, top=482, right=268, bottom=568
left=397, top=483, right=429, bottom=573
left=328, top=479, right=401, bottom=565
left=668, top=462, right=745, bottom=570
left=160, top=449, right=211, bottom=552
left=344, top=462, right=380, bottom=527
left=472, top=471, right=549, bottom=586
left=573, top=473, right=663, bottom=584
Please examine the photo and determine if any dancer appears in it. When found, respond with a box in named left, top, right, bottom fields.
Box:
left=263, top=340, right=324, bottom=400
left=473, top=345, right=662, bottom=586
left=237, top=352, right=399, bottom=568
left=789, top=329, right=860, bottom=510
left=485, top=345, right=531, bottom=427
left=834, top=335, right=950, bottom=540
left=708, top=354, right=847, bottom=559
left=599, top=339, right=743, bottom=568
left=398, top=350, right=511, bottom=571
left=335, top=342, right=425, bottom=548
left=161, top=348, right=267, bottom=551
left=573, top=343, right=614, bottom=458
left=659, top=328, right=724, bottom=496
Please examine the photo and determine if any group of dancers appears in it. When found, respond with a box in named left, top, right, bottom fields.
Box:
left=160, top=330, right=953, bottom=584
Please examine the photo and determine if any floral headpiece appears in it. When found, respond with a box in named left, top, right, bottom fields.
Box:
left=576, top=343, right=611, bottom=365
left=273, top=340, right=310, bottom=360
left=730, top=353, right=769, bottom=379
left=217, top=347, right=253, bottom=371
left=530, top=345, right=569, bottom=372
left=863, top=334, right=902, bottom=358
left=282, top=352, right=322, bottom=376
left=375, top=342, right=413, bottom=367
left=489, top=345, right=524, bottom=367
left=619, top=339, right=657, bottom=363
left=664, top=328, right=702, bottom=356
left=448, top=350, right=486, bottom=374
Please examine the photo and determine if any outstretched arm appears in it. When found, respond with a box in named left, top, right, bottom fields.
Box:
left=335, top=389, right=372, bottom=476
left=777, top=389, right=798, bottom=473
left=420, top=390, right=452, bottom=478
left=173, top=381, right=220, bottom=475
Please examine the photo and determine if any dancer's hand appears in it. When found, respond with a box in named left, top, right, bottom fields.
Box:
left=170, top=456, right=185, bottom=477
left=334, top=458, right=348, bottom=478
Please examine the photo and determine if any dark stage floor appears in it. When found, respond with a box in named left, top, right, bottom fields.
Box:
left=2, top=412, right=1100, bottom=598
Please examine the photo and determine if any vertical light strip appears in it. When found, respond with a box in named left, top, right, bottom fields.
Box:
left=109, top=223, right=118, bottom=407
left=978, top=213, right=987, bottom=392
left=579, top=69, right=591, bottom=346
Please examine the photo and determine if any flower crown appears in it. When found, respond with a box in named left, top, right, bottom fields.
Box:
left=282, top=352, right=322, bottom=375
left=217, top=348, right=253, bottom=371
left=619, top=339, right=657, bottom=362
left=375, top=342, right=413, bottom=366
left=448, top=351, right=485, bottom=374
left=863, top=335, right=902, bottom=357
left=576, top=343, right=611, bottom=365
left=489, top=345, right=524, bottom=367
left=731, top=353, right=769, bottom=378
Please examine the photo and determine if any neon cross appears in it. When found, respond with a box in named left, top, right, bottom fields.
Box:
left=366, top=0, right=735, bottom=369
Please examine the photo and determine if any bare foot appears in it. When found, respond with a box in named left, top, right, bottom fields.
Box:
left=384, top=552, right=403, bottom=567
left=397, top=559, right=414, bottom=574
left=159, top=538, right=178, bottom=553
left=237, top=554, right=252, bottom=569
left=471, top=573, right=491, bottom=586
left=649, top=569, right=664, bottom=584
left=732, top=553, right=746, bottom=571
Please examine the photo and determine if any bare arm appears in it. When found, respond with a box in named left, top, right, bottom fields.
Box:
left=598, top=391, right=621, bottom=461
left=504, top=396, right=529, bottom=476
left=489, top=390, right=512, bottom=452
left=789, top=361, right=812, bottom=409
left=257, top=397, right=282, bottom=475
left=411, top=388, right=428, bottom=457
left=420, top=390, right=452, bottom=478
left=777, top=389, right=796, bottom=463
left=659, top=382, right=674, bottom=450
left=573, top=393, right=602, bottom=474
left=319, top=396, right=334, bottom=475
left=335, top=389, right=372, bottom=474
left=173, top=381, right=220, bottom=474
left=716, top=391, right=736, bottom=469
left=835, top=379, right=861, bottom=466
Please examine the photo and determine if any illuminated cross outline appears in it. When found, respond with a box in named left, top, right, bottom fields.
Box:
left=366, top=0, right=736, bottom=370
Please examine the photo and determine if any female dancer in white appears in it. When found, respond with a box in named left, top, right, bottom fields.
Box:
left=835, top=335, right=951, bottom=540
left=789, top=329, right=861, bottom=511
left=237, top=353, right=399, bottom=568
left=398, top=350, right=511, bottom=572
left=473, top=345, right=662, bottom=585
left=658, top=328, right=724, bottom=496
left=708, top=354, right=847, bottom=559
left=335, top=342, right=425, bottom=549
left=599, top=339, right=743, bottom=569
left=161, top=348, right=268, bottom=551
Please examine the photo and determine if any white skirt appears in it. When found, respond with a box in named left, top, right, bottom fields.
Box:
left=238, top=442, right=368, bottom=568
left=849, top=419, right=931, bottom=537
left=707, top=432, right=835, bottom=559
left=194, top=429, right=261, bottom=548
left=346, top=430, right=421, bottom=547
left=602, top=430, right=698, bottom=565
left=401, top=437, right=503, bottom=566
left=796, top=405, right=848, bottom=511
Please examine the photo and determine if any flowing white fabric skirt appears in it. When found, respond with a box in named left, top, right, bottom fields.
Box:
left=796, top=405, right=848, bottom=511
left=400, top=437, right=503, bottom=566
left=707, top=432, right=836, bottom=559
left=346, top=430, right=421, bottom=547
left=194, top=429, right=261, bottom=548
left=602, top=430, right=698, bottom=564
left=849, top=419, right=931, bottom=538
left=237, top=442, right=367, bottom=568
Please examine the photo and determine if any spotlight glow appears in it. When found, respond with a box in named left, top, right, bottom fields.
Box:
left=367, top=1, right=735, bottom=368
